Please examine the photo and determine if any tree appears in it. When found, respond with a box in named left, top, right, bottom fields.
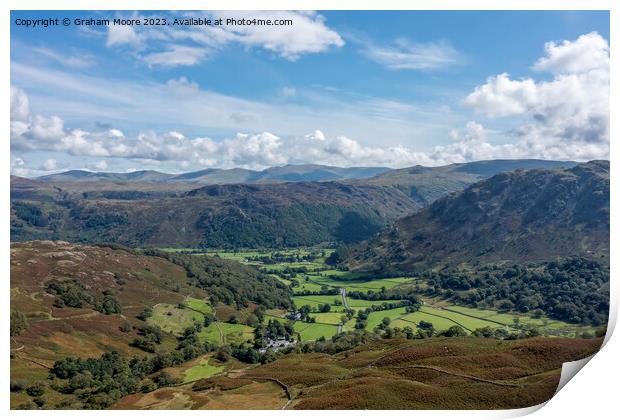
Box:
left=215, top=348, right=230, bottom=362
left=26, top=382, right=46, bottom=397
left=10, top=311, right=28, bottom=336
left=203, top=313, right=215, bottom=327
left=97, top=294, right=122, bottom=315
left=137, top=307, right=153, bottom=321
left=441, top=325, right=467, bottom=337
left=381, top=317, right=391, bottom=328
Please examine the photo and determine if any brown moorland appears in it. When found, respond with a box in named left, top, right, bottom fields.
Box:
left=115, top=336, right=601, bottom=410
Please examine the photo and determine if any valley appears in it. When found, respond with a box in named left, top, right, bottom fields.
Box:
left=9, top=160, right=609, bottom=410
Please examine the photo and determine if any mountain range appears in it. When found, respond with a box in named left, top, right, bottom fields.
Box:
left=11, top=159, right=583, bottom=249
left=37, top=164, right=391, bottom=185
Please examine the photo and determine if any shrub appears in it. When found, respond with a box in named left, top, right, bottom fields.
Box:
left=26, top=382, right=45, bottom=397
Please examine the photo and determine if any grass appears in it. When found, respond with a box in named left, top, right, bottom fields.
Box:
left=183, top=356, right=224, bottom=382
left=292, top=280, right=324, bottom=293
left=183, top=297, right=214, bottom=314
left=310, top=276, right=415, bottom=292
left=443, top=305, right=593, bottom=336
left=312, top=312, right=347, bottom=325
left=199, top=322, right=255, bottom=346
left=293, top=321, right=339, bottom=341
left=346, top=298, right=404, bottom=309
left=417, top=306, right=500, bottom=331
left=149, top=303, right=204, bottom=335
left=365, top=307, right=410, bottom=329
left=293, top=295, right=343, bottom=309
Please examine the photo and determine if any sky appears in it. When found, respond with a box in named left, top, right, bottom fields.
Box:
left=10, top=10, right=610, bottom=175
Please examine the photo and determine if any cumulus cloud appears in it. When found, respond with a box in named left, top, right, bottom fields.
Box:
left=10, top=85, right=30, bottom=122
left=88, top=160, right=108, bottom=171
left=103, top=11, right=343, bottom=67
left=463, top=74, right=537, bottom=117
left=363, top=38, right=460, bottom=70
left=9, top=88, right=437, bottom=169
left=533, top=32, right=609, bottom=74
left=463, top=32, right=609, bottom=162
left=38, top=158, right=59, bottom=171
left=11, top=157, right=28, bottom=177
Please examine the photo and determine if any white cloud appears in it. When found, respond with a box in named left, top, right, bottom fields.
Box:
left=32, top=47, right=95, bottom=68
left=39, top=158, right=58, bottom=171
left=280, top=87, right=297, bottom=98
left=533, top=32, right=609, bottom=74
left=29, top=115, right=65, bottom=141
left=11, top=62, right=457, bottom=150
left=105, top=11, right=343, bottom=67
left=106, top=24, right=141, bottom=48
left=88, top=160, right=108, bottom=171
left=208, top=11, right=344, bottom=60
left=142, top=45, right=209, bottom=68
left=10, top=85, right=30, bottom=122
left=363, top=38, right=460, bottom=70
left=463, top=32, right=609, bottom=162
left=9, top=88, right=439, bottom=169
left=166, top=77, right=200, bottom=95
left=429, top=121, right=520, bottom=163
left=463, top=74, right=537, bottom=117
left=11, top=33, right=609, bottom=172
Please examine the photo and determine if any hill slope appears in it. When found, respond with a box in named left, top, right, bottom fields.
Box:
left=357, top=159, right=576, bottom=206
left=348, top=161, right=609, bottom=271
left=11, top=182, right=418, bottom=248
left=114, top=336, right=602, bottom=410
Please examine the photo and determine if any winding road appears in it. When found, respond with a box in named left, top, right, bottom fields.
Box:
left=340, top=288, right=350, bottom=310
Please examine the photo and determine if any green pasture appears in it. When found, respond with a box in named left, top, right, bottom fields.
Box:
left=199, top=322, right=254, bottom=346
left=293, top=321, right=339, bottom=341
left=183, top=357, right=224, bottom=382
left=148, top=303, right=204, bottom=335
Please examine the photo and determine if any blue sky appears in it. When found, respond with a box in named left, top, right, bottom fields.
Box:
left=10, top=10, right=610, bottom=174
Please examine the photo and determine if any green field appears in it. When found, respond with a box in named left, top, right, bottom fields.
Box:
left=163, top=247, right=597, bottom=341
left=183, top=297, right=214, bottom=314
left=443, top=305, right=594, bottom=336
left=199, top=322, right=255, bottom=346
left=310, top=276, right=415, bottom=292
left=293, top=295, right=344, bottom=309
left=182, top=357, right=224, bottom=382
left=312, top=312, right=348, bottom=325
left=365, top=307, right=410, bottom=329
left=149, top=303, right=205, bottom=335
left=293, top=321, right=339, bottom=341
left=291, top=278, right=324, bottom=293
left=345, top=298, right=404, bottom=309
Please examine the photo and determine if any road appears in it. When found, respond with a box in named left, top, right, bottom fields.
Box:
left=340, top=288, right=349, bottom=310
left=337, top=288, right=350, bottom=334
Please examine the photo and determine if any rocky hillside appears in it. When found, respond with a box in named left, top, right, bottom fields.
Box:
left=348, top=161, right=609, bottom=271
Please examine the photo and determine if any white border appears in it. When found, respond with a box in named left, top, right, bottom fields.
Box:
left=2, top=1, right=617, bottom=420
